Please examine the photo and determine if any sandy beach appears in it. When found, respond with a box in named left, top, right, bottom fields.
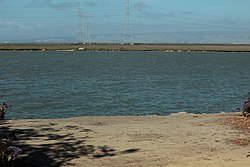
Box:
left=1, top=112, right=249, bottom=167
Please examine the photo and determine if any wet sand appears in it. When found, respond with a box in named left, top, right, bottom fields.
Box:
left=1, top=112, right=249, bottom=167
left=1, top=43, right=250, bottom=52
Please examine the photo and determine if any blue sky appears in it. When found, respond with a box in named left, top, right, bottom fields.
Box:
left=0, top=0, right=250, bottom=43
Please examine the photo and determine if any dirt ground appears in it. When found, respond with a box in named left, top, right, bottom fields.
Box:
left=1, top=112, right=249, bottom=167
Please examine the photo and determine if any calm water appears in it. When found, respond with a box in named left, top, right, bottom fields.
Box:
left=0, top=51, right=249, bottom=119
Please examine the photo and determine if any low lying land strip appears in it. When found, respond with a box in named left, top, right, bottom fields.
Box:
left=1, top=44, right=250, bottom=52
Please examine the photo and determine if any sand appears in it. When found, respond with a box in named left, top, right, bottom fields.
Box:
left=1, top=113, right=250, bottom=167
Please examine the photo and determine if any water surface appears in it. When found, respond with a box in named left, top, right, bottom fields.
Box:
left=0, top=51, right=249, bottom=119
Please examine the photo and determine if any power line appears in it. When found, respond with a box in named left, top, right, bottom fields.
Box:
left=122, top=0, right=133, bottom=44
left=75, top=8, right=91, bottom=44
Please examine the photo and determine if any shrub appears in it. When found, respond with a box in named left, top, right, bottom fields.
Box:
left=0, top=142, right=22, bottom=166
left=241, top=92, right=250, bottom=117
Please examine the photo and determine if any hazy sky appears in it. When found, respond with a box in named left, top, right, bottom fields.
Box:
left=0, top=0, right=249, bottom=43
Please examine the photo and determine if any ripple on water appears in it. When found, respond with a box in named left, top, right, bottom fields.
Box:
left=0, top=51, right=249, bottom=119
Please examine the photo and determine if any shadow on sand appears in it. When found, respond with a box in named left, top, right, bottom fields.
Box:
left=0, top=120, right=140, bottom=167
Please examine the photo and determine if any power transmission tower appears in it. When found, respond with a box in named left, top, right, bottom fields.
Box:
left=76, top=8, right=91, bottom=44
left=122, top=0, right=133, bottom=45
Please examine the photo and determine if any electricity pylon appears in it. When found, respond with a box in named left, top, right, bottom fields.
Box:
left=76, top=8, right=91, bottom=44
left=122, top=0, right=133, bottom=45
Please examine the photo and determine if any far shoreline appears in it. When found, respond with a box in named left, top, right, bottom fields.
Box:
left=1, top=43, right=250, bottom=52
